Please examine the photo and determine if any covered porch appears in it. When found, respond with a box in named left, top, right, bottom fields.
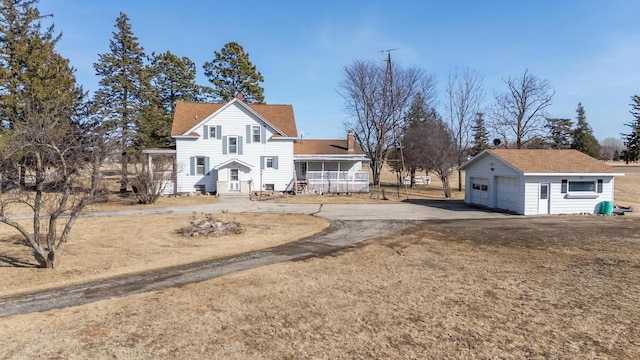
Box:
left=294, top=157, right=369, bottom=194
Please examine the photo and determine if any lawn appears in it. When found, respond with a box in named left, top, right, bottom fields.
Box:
left=0, top=166, right=638, bottom=358
left=1, top=216, right=638, bottom=358
left=0, top=212, right=328, bottom=297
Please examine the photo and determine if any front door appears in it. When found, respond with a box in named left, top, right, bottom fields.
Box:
left=229, top=168, right=240, bottom=191
left=538, top=183, right=550, bottom=214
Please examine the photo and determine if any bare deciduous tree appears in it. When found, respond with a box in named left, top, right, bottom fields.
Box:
left=445, top=67, right=484, bottom=191
left=0, top=100, right=110, bottom=268
left=490, top=70, right=555, bottom=148
left=600, top=137, right=624, bottom=160
left=339, top=58, right=436, bottom=185
left=132, top=152, right=175, bottom=204
left=404, top=110, right=458, bottom=199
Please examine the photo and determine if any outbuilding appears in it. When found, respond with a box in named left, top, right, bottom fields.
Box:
left=458, top=149, right=624, bottom=215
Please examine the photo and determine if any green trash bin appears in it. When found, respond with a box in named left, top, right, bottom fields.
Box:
left=600, top=201, right=613, bottom=216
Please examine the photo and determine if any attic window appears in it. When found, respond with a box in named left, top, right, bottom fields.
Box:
left=209, top=126, right=217, bottom=139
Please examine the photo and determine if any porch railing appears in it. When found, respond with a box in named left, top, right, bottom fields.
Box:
left=305, top=171, right=369, bottom=193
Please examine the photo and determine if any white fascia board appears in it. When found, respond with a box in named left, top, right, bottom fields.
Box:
left=294, top=155, right=370, bottom=161
left=213, top=158, right=254, bottom=170
left=142, top=149, right=176, bottom=154
left=172, top=135, right=198, bottom=139
left=523, top=172, right=625, bottom=177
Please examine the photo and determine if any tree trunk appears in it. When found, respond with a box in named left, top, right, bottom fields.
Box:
left=410, top=167, right=416, bottom=188
left=44, top=250, right=58, bottom=268
left=372, top=162, right=381, bottom=186
left=442, top=175, right=451, bottom=199
left=457, top=169, right=462, bottom=192
left=120, top=149, right=128, bottom=193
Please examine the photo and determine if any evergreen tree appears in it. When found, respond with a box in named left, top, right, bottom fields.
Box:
left=149, top=51, right=202, bottom=114
left=399, top=93, right=430, bottom=186
left=203, top=42, right=265, bottom=103
left=471, top=112, right=489, bottom=155
left=404, top=92, right=429, bottom=126
left=572, top=103, right=601, bottom=158
left=0, top=0, right=81, bottom=128
left=545, top=117, right=573, bottom=149
left=93, top=12, right=148, bottom=192
left=622, top=95, right=640, bottom=163
left=137, top=51, right=203, bottom=149
left=613, top=149, right=621, bottom=161
left=0, top=0, right=109, bottom=268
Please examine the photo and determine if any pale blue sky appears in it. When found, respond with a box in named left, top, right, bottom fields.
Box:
left=40, top=0, right=640, bottom=141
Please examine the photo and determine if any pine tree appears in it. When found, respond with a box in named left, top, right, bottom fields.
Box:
left=545, top=118, right=573, bottom=149
left=137, top=51, right=203, bottom=149
left=613, top=149, right=621, bottom=161
left=93, top=12, right=148, bottom=192
left=0, top=0, right=81, bottom=127
left=470, top=112, right=489, bottom=155
left=622, top=95, right=640, bottom=163
left=149, top=51, right=202, bottom=114
left=0, top=0, right=108, bottom=268
left=572, top=103, right=601, bottom=158
left=203, top=42, right=265, bottom=103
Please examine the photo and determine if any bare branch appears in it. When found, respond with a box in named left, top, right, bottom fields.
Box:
left=489, top=70, right=555, bottom=148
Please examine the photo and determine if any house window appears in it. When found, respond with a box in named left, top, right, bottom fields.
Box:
left=252, top=126, right=261, bottom=143
left=196, top=157, right=205, bottom=175
left=209, top=126, right=217, bottom=139
left=540, top=185, right=548, bottom=200
left=568, top=181, right=595, bottom=192
left=265, top=184, right=274, bottom=191
left=228, top=136, right=238, bottom=154
left=265, top=157, right=274, bottom=168
left=230, top=169, right=239, bottom=181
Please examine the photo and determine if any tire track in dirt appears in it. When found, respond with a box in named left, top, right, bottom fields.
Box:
left=0, top=220, right=413, bottom=318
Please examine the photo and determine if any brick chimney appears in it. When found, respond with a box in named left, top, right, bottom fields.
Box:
left=236, top=92, right=244, bottom=101
left=347, top=130, right=355, bottom=152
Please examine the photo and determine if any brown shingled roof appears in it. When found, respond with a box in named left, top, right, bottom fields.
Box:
left=294, top=139, right=365, bottom=155
left=488, top=149, right=618, bottom=173
left=171, top=101, right=298, bottom=137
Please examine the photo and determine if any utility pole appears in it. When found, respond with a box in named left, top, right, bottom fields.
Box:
left=380, top=49, right=409, bottom=200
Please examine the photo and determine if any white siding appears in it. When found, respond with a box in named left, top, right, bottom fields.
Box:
left=175, top=102, right=294, bottom=194
left=463, top=153, right=523, bottom=213
left=469, top=177, right=490, bottom=207
left=523, top=176, right=615, bottom=215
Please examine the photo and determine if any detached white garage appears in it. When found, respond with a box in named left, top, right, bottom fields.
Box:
left=459, top=149, right=624, bottom=215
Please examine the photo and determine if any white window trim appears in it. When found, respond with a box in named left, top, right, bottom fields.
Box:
left=196, top=156, right=205, bottom=175
left=564, top=180, right=600, bottom=198
left=252, top=125, right=261, bottom=143
left=209, top=126, right=216, bottom=139
left=228, top=136, right=238, bottom=154
left=265, top=157, right=274, bottom=168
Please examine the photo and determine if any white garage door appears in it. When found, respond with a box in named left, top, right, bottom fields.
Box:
left=469, top=177, right=490, bottom=207
left=495, top=176, right=519, bottom=212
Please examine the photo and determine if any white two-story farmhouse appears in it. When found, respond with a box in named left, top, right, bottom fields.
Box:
left=166, top=95, right=369, bottom=196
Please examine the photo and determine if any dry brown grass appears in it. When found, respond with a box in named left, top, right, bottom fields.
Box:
left=0, top=212, right=328, bottom=297
left=1, top=216, right=638, bottom=358
left=615, top=173, right=640, bottom=209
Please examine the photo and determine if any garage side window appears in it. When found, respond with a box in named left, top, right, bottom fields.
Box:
left=568, top=180, right=596, bottom=192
